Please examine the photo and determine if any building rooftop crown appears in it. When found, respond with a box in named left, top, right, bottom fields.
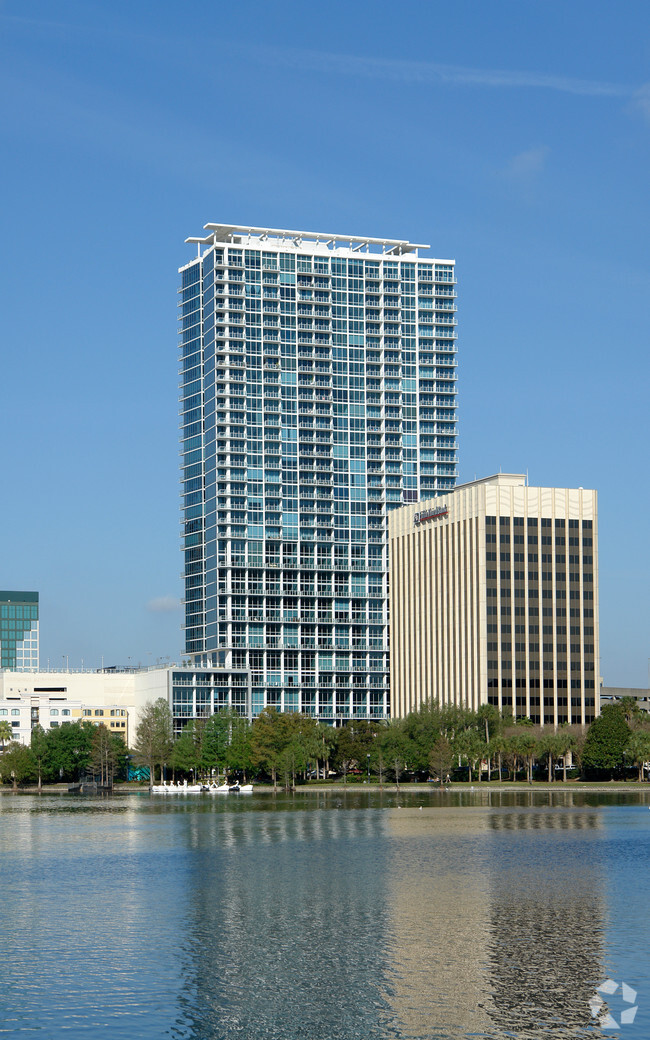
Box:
left=185, top=223, right=436, bottom=258
left=454, top=474, right=527, bottom=491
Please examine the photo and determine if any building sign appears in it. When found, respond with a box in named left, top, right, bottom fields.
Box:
left=414, top=504, right=448, bottom=525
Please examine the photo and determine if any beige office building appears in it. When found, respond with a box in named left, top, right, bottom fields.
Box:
left=389, top=474, right=598, bottom=726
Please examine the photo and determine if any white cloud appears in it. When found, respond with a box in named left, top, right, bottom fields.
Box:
left=257, top=45, right=633, bottom=100
left=632, top=84, right=650, bottom=122
left=146, top=595, right=181, bottom=613
left=503, top=145, right=550, bottom=181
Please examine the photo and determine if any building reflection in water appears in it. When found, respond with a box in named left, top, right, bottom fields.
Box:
left=383, top=807, right=493, bottom=1038
left=485, top=808, right=607, bottom=1038
left=383, top=803, right=610, bottom=1039
left=173, top=804, right=400, bottom=1040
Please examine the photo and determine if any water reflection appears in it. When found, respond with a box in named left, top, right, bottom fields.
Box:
left=384, top=809, right=492, bottom=1038
left=485, top=811, right=607, bottom=1038
left=383, top=807, right=610, bottom=1039
left=0, top=795, right=190, bottom=1040
left=2, top=792, right=647, bottom=1039
left=174, top=807, right=398, bottom=1040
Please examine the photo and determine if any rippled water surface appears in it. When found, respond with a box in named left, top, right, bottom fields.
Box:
left=1, top=788, right=650, bottom=1039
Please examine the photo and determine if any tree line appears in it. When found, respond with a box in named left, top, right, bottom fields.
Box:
left=0, top=719, right=127, bottom=789
left=130, top=696, right=650, bottom=789
left=1, top=697, right=648, bottom=789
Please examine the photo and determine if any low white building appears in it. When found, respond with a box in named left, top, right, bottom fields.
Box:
left=0, top=663, right=251, bottom=746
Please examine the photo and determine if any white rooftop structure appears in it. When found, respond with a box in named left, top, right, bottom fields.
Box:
left=186, top=223, right=435, bottom=257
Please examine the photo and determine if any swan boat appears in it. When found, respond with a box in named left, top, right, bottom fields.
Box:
left=151, top=780, right=203, bottom=794
left=204, top=782, right=254, bottom=794
left=151, top=781, right=254, bottom=794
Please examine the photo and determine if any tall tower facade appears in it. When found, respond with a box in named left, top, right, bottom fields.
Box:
left=179, top=224, right=457, bottom=722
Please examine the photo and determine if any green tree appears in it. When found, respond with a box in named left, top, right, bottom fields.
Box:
left=582, top=705, right=630, bottom=777
left=454, top=728, right=487, bottom=783
left=488, top=734, right=508, bottom=781
left=278, top=732, right=307, bottom=791
left=293, top=714, right=321, bottom=782
left=0, top=742, right=37, bottom=789
left=404, top=701, right=444, bottom=775
left=226, top=714, right=252, bottom=780
left=512, top=728, right=539, bottom=785
left=90, top=725, right=125, bottom=785
left=134, top=698, right=173, bottom=784
left=477, top=703, right=501, bottom=745
left=626, top=728, right=650, bottom=781
left=201, top=710, right=237, bottom=778
left=501, top=721, right=537, bottom=783
left=314, top=722, right=337, bottom=780
left=344, top=720, right=381, bottom=769
left=537, top=731, right=563, bottom=783
left=371, top=742, right=387, bottom=788
left=43, top=720, right=93, bottom=781
left=381, top=721, right=409, bottom=788
left=200, top=708, right=253, bottom=780
left=477, top=704, right=502, bottom=778
left=428, top=735, right=454, bottom=785
left=439, top=705, right=472, bottom=743
left=249, top=709, right=319, bottom=790
left=618, top=696, right=643, bottom=725
left=172, top=720, right=203, bottom=778
left=333, top=725, right=356, bottom=784
left=554, top=726, right=580, bottom=782
left=249, top=707, right=286, bottom=790
left=30, top=725, right=49, bottom=790
left=0, top=720, right=13, bottom=747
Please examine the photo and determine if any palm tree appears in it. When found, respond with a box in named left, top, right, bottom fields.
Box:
left=626, top=729, right=650, bottom=781
left=619, top=696, right=642, bottom=725
left=488, top=735, right=508, bottom=782
left=554, top=727, right=577, bottom=782
left=512, top=730, right=539, bottom=785
left=455, top=729, right=487, bottom=783
left=538, top=731, right=564, bottom=782
left=0, top=720, right=12, bottom=747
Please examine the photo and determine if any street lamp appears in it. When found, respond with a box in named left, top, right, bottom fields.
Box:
left=366, top=753, right=371, bottom=783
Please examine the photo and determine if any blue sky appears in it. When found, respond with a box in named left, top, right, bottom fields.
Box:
left=1, top=0, right=648, bottom=684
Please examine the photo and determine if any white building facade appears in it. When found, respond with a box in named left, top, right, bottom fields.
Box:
left=0, top=663, right=251, bottom=746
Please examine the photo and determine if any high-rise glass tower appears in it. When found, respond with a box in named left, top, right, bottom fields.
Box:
left=179, top=225, right=457, bottom=722
left=0, top=591, right=39, bottom=671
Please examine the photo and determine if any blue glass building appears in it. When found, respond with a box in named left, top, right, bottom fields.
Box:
left=0, top=591, right=39, bottom=671
left=179, top=225, right=457, bottom=722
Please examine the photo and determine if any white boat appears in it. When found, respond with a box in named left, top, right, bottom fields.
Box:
left=151, top=781, right=202, bottom=794
left=151, top=779, right=251, bottom=794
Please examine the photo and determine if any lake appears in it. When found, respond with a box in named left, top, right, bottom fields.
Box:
left=1, top=788, right=649, bottom=1039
